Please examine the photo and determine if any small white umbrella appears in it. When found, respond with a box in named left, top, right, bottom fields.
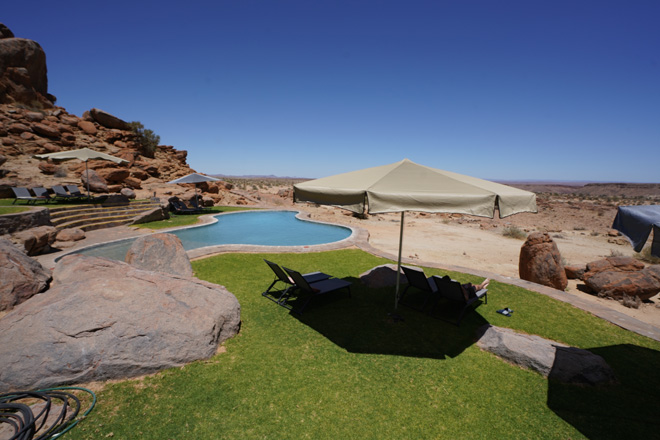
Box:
left=34, top=147, right=129, bottom=199
left=167, top=173, right=220, bottom=201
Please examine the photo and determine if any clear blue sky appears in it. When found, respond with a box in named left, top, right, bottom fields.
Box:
left=4, top=1, right=659, bottom=182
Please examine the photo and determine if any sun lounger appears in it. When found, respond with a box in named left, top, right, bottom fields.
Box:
left=431, top=275, right=487, bottom=326
left=32, top=187, right=54, bottom=203
left=262, top=259, right=332, bottom=304
left=398, top=266, right=439, bottom=311
left=11, top=187, right=47, bottom=204
left=282, top=266, right=352, bottom=313
left=170, top=199, right=200, bottom=214
left=65, top=185, right=85, bottom=198
left=51, top=185, right=80, bottom=200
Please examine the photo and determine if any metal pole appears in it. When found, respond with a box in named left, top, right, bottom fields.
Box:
left=85, top=160, right=91, bottom=200
left=394, top=211, right=405, bottom=309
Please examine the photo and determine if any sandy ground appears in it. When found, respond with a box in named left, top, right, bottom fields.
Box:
left=301, top=204, right=660, bottom=328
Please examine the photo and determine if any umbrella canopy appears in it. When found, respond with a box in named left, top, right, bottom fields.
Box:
left=167, top=173, right=220, bottom=202
left=34, top=147, right=129, bottom=199
left=167, top=173, right=220, bottom=185
left=294, top=158, right=538, bottom=308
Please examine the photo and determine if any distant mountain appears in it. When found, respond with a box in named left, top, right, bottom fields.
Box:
left=211, top=174, right=311, bottom=180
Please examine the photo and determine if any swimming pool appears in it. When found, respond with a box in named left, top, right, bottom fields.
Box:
left=71, top=210, right=353, bottom=261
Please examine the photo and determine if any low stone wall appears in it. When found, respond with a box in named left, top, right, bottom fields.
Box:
left=0, top=208, right=52, bottom=235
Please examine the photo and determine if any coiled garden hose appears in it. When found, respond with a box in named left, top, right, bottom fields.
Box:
left=0, top=386, right=96, bottom=440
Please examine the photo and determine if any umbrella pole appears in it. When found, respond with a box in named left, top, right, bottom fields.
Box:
left=394, top=211, right=405, bottom=309
left=85, top=161, right=91, bottom=200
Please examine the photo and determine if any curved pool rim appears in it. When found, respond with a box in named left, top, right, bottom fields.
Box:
left=54, top=209, right=364, bottom=262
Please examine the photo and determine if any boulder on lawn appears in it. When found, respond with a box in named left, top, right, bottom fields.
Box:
left=359, top=264, right=407, bottom=288
left=125, top=233, right=191, bottom=277
left=0, top=238, right=51, bottom=311
left=0, top=254, right=241, bottom=392
left=476, top=325, right=616, bottom=385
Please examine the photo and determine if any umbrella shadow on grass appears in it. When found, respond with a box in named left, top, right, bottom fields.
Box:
left=287, top=278, right=489, bottom=360
left=547, top=344, right=660, bottom=440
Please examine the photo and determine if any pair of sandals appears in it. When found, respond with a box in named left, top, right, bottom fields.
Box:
left=497, top=307, right=514, bottom=317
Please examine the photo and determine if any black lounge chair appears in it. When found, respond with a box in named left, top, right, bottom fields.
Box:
left=51, top=185, right=80, bottom=201
left=170, top=199, right=199, bottom=214
left=431, top=275, right=488, bottom=326
left=189, top=197, right=210, bottom=212
left=262, top=259, right=331, bottom=304
left=11, top=187, right=47, bottom=204
left=65, top=185, right=85, bottom=198
left=398, top=266, right=439, bottom=311
left=32, top=187, right=54, bottom=203
left=282, top=266, right=352, bottom=314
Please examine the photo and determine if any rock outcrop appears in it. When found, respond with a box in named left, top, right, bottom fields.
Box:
left=125, top=233, right=192, bottom=277
left=519, top=232, right=568, bottom=290
left=582, top=257, right=660, bottom=302
left=0, top=23, right=51, bottom=108
left=0, top=23, right=248, bottom=205
left=477, top=325, right=616, bottom=385
left=0, top=238, right=51, bottom=311
left=0, top=254, right=241, bottom=392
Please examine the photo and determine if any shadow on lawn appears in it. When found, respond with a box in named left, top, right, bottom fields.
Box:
left=547, top=344, right=660, bottom=440
left=288, top=278, right=488, bottom=359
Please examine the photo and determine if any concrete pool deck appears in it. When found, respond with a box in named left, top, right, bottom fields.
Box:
left=33, top=209, right=660, bottom=343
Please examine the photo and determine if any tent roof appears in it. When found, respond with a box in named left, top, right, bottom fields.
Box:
left=294, top=159, right=537, bottom=218
left=612, top=205, right=660, bottom=256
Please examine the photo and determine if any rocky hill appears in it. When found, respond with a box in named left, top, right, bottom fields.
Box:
left=0, top=23, right=245, bottom=205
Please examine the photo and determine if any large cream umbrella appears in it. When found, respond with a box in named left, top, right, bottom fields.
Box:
left=294, top=158, right=538, bottom=308
left=34, top=147, right=129, bottom=199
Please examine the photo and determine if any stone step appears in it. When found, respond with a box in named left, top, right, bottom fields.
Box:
left=50, top=205, right=159, bottom=225
left=49, top=201, right=163, bottom=231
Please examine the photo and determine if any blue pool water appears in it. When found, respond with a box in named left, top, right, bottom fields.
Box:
left=72, top=211, right=352, bottom=261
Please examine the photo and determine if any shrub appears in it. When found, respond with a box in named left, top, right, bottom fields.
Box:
left=129, top=121, right=160, bottom=158
left=502, top=225, right=527, bottom=240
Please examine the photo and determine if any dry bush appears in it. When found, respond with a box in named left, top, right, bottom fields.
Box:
left=502, top=226, right=527, bottom=240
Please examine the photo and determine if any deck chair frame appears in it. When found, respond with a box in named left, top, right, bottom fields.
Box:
left=431, top=275, right=487, bottom=326
left=398, top=266, right=438, bottom=311
left=262, top=259, right=331, bottom=305
left=282, top=267, right=351, bottom=314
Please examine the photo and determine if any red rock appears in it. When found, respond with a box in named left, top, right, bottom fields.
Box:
left=41, top=142, right=60, bottom=153
left=60, top=115, right=79, bottom=126
left=123, top=176, right=142, bottom=189
left=19, top=131, right=34, bottom=140
left=38, top=162, right=57, bottom=174
left=89, top=108, right=130, bottom=130
left=8, top=123, right=31, bottom=134
left=565, top=265, right=586, bottom=280
left=32, top=122, right=60, bottom=138
left=77, top=120, right=97, bottom=135
left=519, top=232, right=568, bottom=290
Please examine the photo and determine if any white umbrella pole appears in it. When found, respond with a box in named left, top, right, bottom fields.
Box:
left=85, top=161, right=91, bottom=200
left=394, top=211, right=405, bottom=309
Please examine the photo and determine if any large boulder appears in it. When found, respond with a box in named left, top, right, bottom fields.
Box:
left=0, top=238, right=51, bottom=311
left=80, top=168, right=108, bottom=193
left=0, top=33, right=49, bottom=106
left=477, top=325, right=616, bottom=385
left=9, top=225, right=58, bottom=256
left=0, top=254, right=241, bottom=392
left=519, top=232, right=568, bottom=290
left=583, top=257, right=660, bottom=301
left=131, top=206, right=169, bottom=225
left=89, top=108, right=130, bottom=130
left=125, top=233, right=191, bottom=277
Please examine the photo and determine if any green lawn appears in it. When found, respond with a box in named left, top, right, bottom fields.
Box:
left=65, top=250, right=660, bottom=439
